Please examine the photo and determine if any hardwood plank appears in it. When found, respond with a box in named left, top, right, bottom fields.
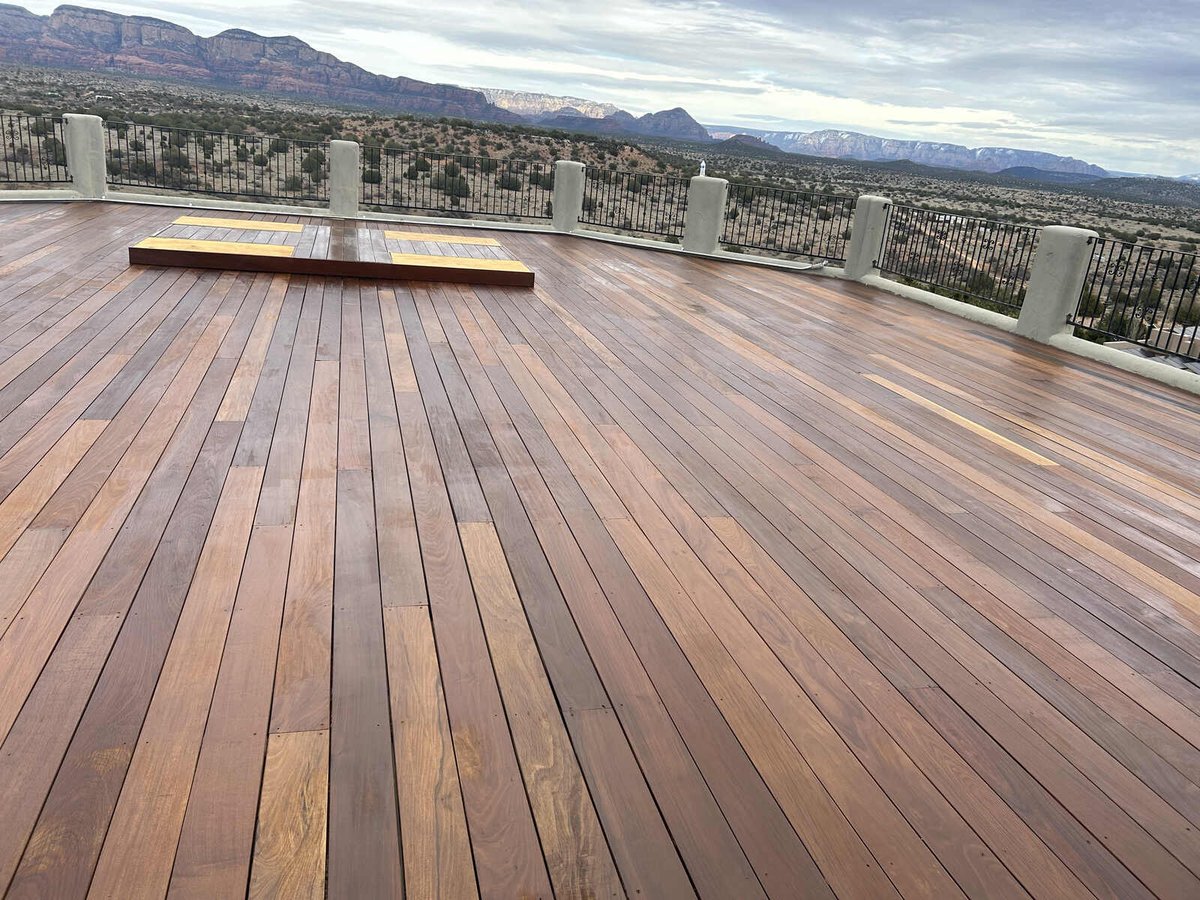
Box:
left=133, top=237, right=297, bottom=257
left=247, top=730, right=329, bottom=900
left=383, top=606, right=477, bottom=900
left=269, top=358, right=338, bottom=733
left=384, top=230, right=501, bottom=245
left=327, top=468, right=404, bottom=899
left=173, top=216, right=304, bottom=232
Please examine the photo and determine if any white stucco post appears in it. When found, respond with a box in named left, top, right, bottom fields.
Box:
left=843, top=194, right=892, bottom=280
left=62, top=114, right=108, bottom=199
left=552, top=160, right=585, bottom=232
left=1015, top=225, right=1099, bottom=341
left=328, top=139, right=360, bottom=217
left=682, top=175, right=728, bottom=255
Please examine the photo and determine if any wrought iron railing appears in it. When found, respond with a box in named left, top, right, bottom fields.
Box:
left=722, top=185, right=855, bottom=262
left=104, top=123, right=329, bottom=202
left=1070, top=239, right=1200, bottom=360
left=0, top=114, right=70, bottom=185
left=361, top=148, right=553, bottom=219
left=578, top=168, right=689, bottom=239
left=878, top=205, right=1040, bottom=314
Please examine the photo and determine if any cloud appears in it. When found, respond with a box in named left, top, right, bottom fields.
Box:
left=17, top=0, right=1200, bottom=174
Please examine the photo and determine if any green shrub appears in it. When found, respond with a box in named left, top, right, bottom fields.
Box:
left=1098, top=309, right=1148, bottom=340
left=1077, top=290, right=1105, bottom=318
left=301, top=148, right=325, bottom=173
left=1175, top=300, right=1200, bottom=327
left=362, top=168, right=383, bottom=184
left=163, top=146, right=190, bottom=170
left=432, top=173, right=470, bottom=197
left=497, top=172, right=522, bottom=191
left=41, top=137, right=66, bottom=166
left=963, top=270, right=996, bottom=296
left=253, top=153, right=269, bottom=167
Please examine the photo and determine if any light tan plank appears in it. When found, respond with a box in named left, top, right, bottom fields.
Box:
left=172, top=216, right=304, bottom=233
left=389, top=252, right=530, bottom=272
left=248, top=730, right=329, bottom=900
left=135, top=237, right=295, bottom=258
left=384, top=230, right=501, bottom=246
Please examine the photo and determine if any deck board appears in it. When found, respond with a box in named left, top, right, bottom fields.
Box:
left=0, top=201, right=1198, bottom=899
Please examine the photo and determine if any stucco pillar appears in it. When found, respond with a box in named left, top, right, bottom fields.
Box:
left=62, top=113, right=107, bottom=199
left=328, top=139, right=360, bottom=217
left=552, top=160, right=585, bottom=232
left=682, top=175, right=728, bottom=254
left=843, top=194, right=891, bottom=280
left=1015, top=226, right=1099, bottom=341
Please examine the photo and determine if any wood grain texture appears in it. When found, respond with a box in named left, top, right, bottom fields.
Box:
left=383, top=606, right=477, bottom=900
left=1, top=201, right=1198, bottom=900
left=174, top=216, right=304, bottom=232
left=248, top=730, right=329, bottom=900
left=384, top=230, right=501, bottom=245
left=134, top=237, right=297, bottom=256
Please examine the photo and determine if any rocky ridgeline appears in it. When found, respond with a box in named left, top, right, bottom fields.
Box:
left=476, top=88, right=620, bottom=120
left=755, top=129, right=1108, bottom=177
left=0, top=3, right=522, bottom=122
left=0, top=4, right=717, bottom=142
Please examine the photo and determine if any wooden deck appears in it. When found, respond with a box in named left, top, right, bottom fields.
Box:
left=0, top=200, right=1198, bottom=900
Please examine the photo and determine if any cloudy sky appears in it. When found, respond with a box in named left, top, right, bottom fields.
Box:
left=23, top=0, right=1200, bottom=174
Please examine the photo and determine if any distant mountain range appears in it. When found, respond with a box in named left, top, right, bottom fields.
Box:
left=707, top=126, right=1108, bottom=177
left=475, top=88, right=619, bottom=120
left=0, top=3, right=523, bottom=121
left=1, top=4, right=1175, bottom=181
left=533, top=107, right=712, bottom=142
left=0, top=4, right=712, bottom=141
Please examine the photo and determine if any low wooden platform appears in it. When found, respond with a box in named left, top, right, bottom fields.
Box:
left=2, top=202, right=1200, bottom=899
left=128, top=215, right=535, bottom=286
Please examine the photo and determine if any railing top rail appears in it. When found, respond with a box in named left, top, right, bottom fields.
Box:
left=1089, top=235, right=1200, bottom=266
left=370, top=146, right=541, bottom=161
left=887, top=203, right=1042, bottom=233
left=726, top=183, right=856, bottom=203
left=104, top=121, right=330, bottom=146
left=585, top=166, right=689, bottom=182
left=0, top=112, right=64, bottom=121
